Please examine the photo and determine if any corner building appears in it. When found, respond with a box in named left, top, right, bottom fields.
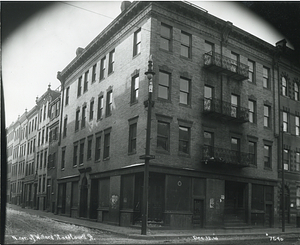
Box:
left=56, top=1, right=282, bottom=228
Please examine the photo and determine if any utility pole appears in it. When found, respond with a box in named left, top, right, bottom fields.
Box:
left=140, top=55, right=155, bottom=235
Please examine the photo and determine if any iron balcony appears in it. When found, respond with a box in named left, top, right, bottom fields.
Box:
left=203, top=51, right=249, bottom=81
left=203, top=98, right=249, bottom=123
left=202, top=145, right=255, bottom=168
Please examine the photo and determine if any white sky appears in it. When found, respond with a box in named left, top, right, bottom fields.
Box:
left=2, top=1, right=287, bottom=126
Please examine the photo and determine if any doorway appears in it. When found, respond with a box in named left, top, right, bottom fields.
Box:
left=193, top=199, right=204, bottom=227
left=79, top=177, right=88, bottom=218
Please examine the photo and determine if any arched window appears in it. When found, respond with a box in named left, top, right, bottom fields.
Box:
left=294, top=82, right=299, bottom=101
left=282, top=77, right=287, bottom=96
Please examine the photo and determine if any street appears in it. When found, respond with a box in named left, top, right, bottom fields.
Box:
left=4, top=205, right=300, bottom=244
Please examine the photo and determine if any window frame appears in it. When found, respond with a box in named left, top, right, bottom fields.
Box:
left=92, top=64, right=97, bottom=83
left=131, top=74, right=139, bottom=104
left=179, top=77, right=190, bottom=106
left=97, top=95, right=104, bottom=120
left=106, top=90, right=113, bottom=117
left=133, top=28, right=141, bottom=57
left=180, top=31, right=191, bottom=58
left=179, top=125, right=190, bottom=155
left=77, top=76, right=82, bottom=97
left=295, top=82, right=299, bottom=101
left=81, top=105, right=86, bottom=129
left=103, top=131, right=110, bottom=160
left=89, top=100, right=94, bottom=121
left=160, top=23, right=172, bottom=51
left=263, top=67, right=270, bottom=89
left=248, top=59, right=255, bottom=83
left=282, top=77, right=287, bottom=96
left=128, top=122, right=137, bottom=154
left=264, top=144, right=271, bottom=169
left=296, top=115, right=300, bottom=136
left=157, top=121, right=170, bottom=152
left=264, top=105, right=271, bottom=128
left=108, top=49, right=115, bottom=75
left=158, top=71, right=170, bottom=101
left=100, top=56, right=106, bottom=80
left=283, top=111, right=288, bottom=132
left=73, top=143, right=78, bottom=167
left=248, top=100, right=256, bottom=123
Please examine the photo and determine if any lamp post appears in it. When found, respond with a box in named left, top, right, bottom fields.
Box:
left=140, top=55, right=155, bottom=235
left=281, top=124, right=285, bottom=232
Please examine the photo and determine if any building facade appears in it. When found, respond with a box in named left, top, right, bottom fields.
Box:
left=276, top=40, right=300, bottom=227
left=6, top=1, right=300, bottom=229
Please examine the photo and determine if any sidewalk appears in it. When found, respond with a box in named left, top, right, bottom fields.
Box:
left=6, top=204, right=300, bottom=240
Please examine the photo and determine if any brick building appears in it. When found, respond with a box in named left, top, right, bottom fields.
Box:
left=6, top=1, right=300, bottom=229
left=54, top=1, right=297, bottom=229
left=275, top=39, right=300, bottom=227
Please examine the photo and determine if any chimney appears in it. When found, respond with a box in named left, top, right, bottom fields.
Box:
left=121, top=1, right=131, bottom=12
left=76, top=47, right=84, bottom=56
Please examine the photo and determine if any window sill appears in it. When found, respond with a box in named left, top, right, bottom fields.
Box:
left=157, top=98, right=171, bottom=103
left=178, top=152, right=190, bottom=158
left=159, top=48, right=173, bottom=54
left=128, top=151, right=136, bottom=156
left=156, top=149, right=170, bottom=155
left=73, top=165, right=77, bottom=168
left=264, top=167, right=272, bottom=171
left=180, top=55, right=192, bottom=61
left=99, top=78, right=105, bottom=82
left=179, top=103, right=191, bottom=108
left=130, top=101, right=138, bottom=106
left=263, top=87, right=271, bottom=91
left=95, top=159, right=101, bottom=163
left=133, top=52, right=141, bottom=59
left=248, top=81, right=256, bottom=85
left=103, top=157, right=110, bottom=161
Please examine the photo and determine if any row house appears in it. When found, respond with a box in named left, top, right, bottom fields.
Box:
left=276, top=39, right=300, bottom=227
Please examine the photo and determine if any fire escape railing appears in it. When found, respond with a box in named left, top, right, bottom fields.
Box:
left=203, top=51, right=249, bottom=80
left=203, top=98, right=249, bottom=122
left=202, top=145, right=255, bottom=167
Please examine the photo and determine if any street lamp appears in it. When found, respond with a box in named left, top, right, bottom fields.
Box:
left=140, top=55, right=155, bottom=235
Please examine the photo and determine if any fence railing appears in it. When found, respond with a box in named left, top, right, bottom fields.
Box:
left=202, top=145, right=255, bottom=167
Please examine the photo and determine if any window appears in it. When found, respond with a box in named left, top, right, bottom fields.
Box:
left=89, top=100, right=94, bottom=120
left=179, top=126, right=190, bottom=154
left=106, top=90, right=113, bottom=116
left=61, top=147, right=66, bottom=169
left=128, top=123, right=137, bottom=154
left=282, top=77, right=287, bottom=96
left=73, top=144, right=78, bottom=166
left=131, top=75, right=139, bottom=104
left=248, top=141, right=256, bottom=165
left=79, top=141, right=84, bottom=165
left=103, top=131, right=110, bottom=159
left=264, top=145, right=271, bottom=168
left=100, top=56, right=106, bottom=80
left=40, top=152, right=43, bottom=169
left=181, top=31, right=191, bottom=58
left=248, top=100, right=256, bottom=123
left=97, top=95, right=104, bottom=120
left=46, top=128, right=48, bottom=142
left=157, top=121, right=169, bottom=152
left=283, top=111, right=288, bottom=132
left=43, top=105, right=47, bottom=120
left=87, top=137, right=92, bottom=160
left=44, top=150, right=47, bottom=168
left=231, top=94, right=239, bottom=118
left=160, top=23, right=171, bottom=51
left=263, top=67, right=269, bottom=89
left=84, top=70, right=89, bottom=92
left=231, top=52, right=239, bottom=73
left=108, top=49, right=115, bottom=74
left=92, top=64, right=97, bottom=83
left=296, top=187, right=300, bottom=209
left=283, top=149, right=289, bottom=170
left=133, top=28, right=141, bottom=56
left=204, top=41, right=214, bottom=53
left=296, top=116, right=300, bottom=136
left=63, top=117, right=67, bottom=137
left=295, top=83, right=299, bottom=101
left=81, top=105, right=86, bottom=128
left=248, top=60, right=255, bottom=83
left=75, top=109, right=80, bottom=131
left=77, top=76, right=82, bottom=97
left=203, top=131, right=214, bottom=158
left=296, top=152, right=300, bottom=172
left=158, top=71, right=170, bottom=100
left=264, top=105, right=270, bottom=127
left=179, top=77, right=190, bottom=105
left=95, top=135, right=101, bottom=161
left=231, top=137, right=240, bottom=152
left=204, top=86, right=213, bottom=111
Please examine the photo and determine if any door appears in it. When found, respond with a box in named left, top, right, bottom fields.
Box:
left=148, top=174, right=165, bottom=222
left=193, top=199, right=204, bottom=227
left=265, top=204, right=272, bottom=227
left=79, top=177, right=88, bottom=218
left=90, top=179, right=98, bottom=219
